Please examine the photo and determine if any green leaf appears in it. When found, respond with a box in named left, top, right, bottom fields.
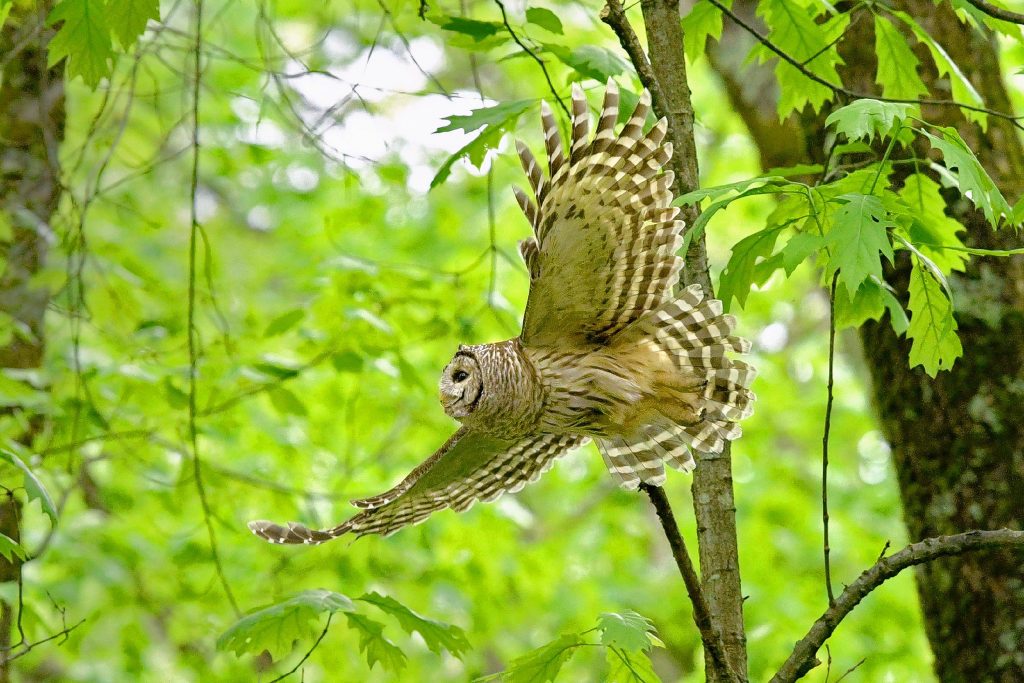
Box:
left=825, top=99, right=913, bottom=142
left=834, top=276, right=909, bottom=335
left=891, top=11, right=987, bottom=127
left=501, top=632, right=584, bottom=683
left=431, top=101, right=534, bottom=189
left=824, top=193, right=896, bottom=297
left=674, top=176, right=796, bottom=206
left=526, top=7, right=562, bottom=34
left=873, top=15, right=928, bottom=101
left=597, top=611, right=659, bottom=653
left=780, top=231, right=825, bottom=275
left=907, top=256, right=962, bottom=376
left=681, top=0, right=726, bottom=64
left=0, top=2, right=12, bottom=32
left=106, top=0, right=159, bottom=48
left=431, top=15, right=503, bottom=41
left=331, top=350, right=364, bottom=373
left=345, top=612, right=408, bottom=672
left=269, top=387, right=307, bottom=416
left=892, top=173, right=968, bottom=273
left=47, top=0, right=113, bottom=88
left=719, top=226, right=786, bottom=310
left=0, top=449, right=57, bottom=524
left=263, top=309, right=305, bottom=337
left=217, top=589, right=355, bottom=658
left=549, top=44, right=628, bottom=81
left=756, top=0, right=847, bottom=117
left=0, top=532, right=27, bottom=563
left=357, top=591, right=470, bottom=658
left=921, top=127, right=1014, bottom=228
left=605, top=646, right=663, bottom=683
left=435, top=100, right=535, bottom=135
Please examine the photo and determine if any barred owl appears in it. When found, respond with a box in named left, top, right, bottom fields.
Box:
left=249, top=82, right=755, bottom=544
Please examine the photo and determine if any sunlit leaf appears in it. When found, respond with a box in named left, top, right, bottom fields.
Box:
left=526, top=7, right=562, bottom=35
left=264, top=309, right=305, bottom=337
left=0, top=449, right=57, bottom=524
left=548, top=44, right=628, bottom=81
left=0, top=532, right=27, bottom=563
left=345, top=612, right=408, bottom=672
left=605, top=646, right=663, bottom=683
left=358, top=591, right=470, bottom=658
left=498, top=632, right=584, bottom=683
left=719, top=226, right=786, bottom=310
left=873, top=15, right=928, bottom=102
left=823, top=193, right=896, bottom=297
left=47, top=0, right=113, bottom=87
left=825, top=99, right=912, bottom=143
left=907, top=256, right=962, bottom=376
left=682, top=0, right=726, bottom=64
left=597, top=611, right=659, bottom=653
left=921, top=127, right=1014, bottom=228
left=106, top=0, right=158, bottom=48
left=217, top=589, right=354, bottom=658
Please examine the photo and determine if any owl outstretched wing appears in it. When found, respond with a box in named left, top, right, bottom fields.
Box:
left=515, top=81, right=684, bottom=348
left=248, top=428, right=585, bottom=543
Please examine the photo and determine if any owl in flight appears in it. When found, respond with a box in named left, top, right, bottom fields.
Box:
left=249, top=82, right=755, bottom=544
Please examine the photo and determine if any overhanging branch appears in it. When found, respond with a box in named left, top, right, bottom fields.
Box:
left=770, top=529, right=1024, bottom=682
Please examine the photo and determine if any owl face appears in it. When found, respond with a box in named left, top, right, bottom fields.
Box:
left=439, top=348, right=483, bottom=420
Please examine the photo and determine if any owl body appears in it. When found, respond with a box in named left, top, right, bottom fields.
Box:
left=249, top=82, right=757, bottom=545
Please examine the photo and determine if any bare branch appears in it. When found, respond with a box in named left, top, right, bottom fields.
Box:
left=639, top=484, right=741, bottom=683
left=771, top=529, right=1024, bottom=683
left=821, top=272, right=839, bottom=608
left=494, top=0, right=570, bottom=118
left=963, top=0, right=1024, bottom=24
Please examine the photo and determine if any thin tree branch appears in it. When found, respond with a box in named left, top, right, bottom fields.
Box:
left=639, top=484, right=741, bottom=683
left=702, top=0, right=1024, bottom=131
left=494, top=0, right=570, bottom=118
left=188, top=0, right=240, bottom=617
left=963, top=0, right=1024, bottom=24
left=821, top=272, right=838, bottom=608
left=268, top=614, right=333, bottom=682
left=770, top=529, right=1024, bottom=683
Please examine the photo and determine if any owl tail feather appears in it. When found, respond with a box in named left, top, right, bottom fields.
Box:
left=247, top=519, right=351, bottom=545
left=601, top=285, right=756, bottom=488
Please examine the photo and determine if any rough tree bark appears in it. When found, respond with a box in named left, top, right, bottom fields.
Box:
left=0, top=3, right=64, bottom=679
left=603, top=1, right=749, bottom=679
left=703, top=2, right=1024, bottom=680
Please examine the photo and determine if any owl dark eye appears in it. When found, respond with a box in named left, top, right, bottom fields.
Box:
left=453, top=370, right=469, bottom=382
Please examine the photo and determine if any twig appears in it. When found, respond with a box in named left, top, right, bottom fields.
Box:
left=702, top=0, right=1024, bottom=131
left=493, top=0, right=569, bottom=118
left=769, top=529, right=1024, bottom=683
left=963, top=0, right=1024, bottom=24
left=188, top=0, right=240, bottom=617
left=599, top=0, right=670, bottom=134
left=268, top=614, right=333, bottom=682
left=639, top=484, right=741, bottom=683
left=834, top=657, right=866, bottom=683
left=822, top=272, right=838, bottom=608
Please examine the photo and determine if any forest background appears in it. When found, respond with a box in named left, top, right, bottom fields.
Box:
left=1, top=0, right=1023, bottom=680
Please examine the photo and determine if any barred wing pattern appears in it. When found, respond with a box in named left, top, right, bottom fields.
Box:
left=515, top=81, right=684, bottom=347
left=248, top=428, right=584, bottom=543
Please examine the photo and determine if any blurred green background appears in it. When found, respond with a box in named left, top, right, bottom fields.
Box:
left=14, top=0, right=1011, bottom=679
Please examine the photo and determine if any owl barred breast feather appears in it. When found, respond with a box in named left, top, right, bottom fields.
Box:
left=248, top=81, right=756, bottom=545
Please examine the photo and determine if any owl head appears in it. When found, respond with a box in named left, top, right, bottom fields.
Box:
left=439, top=345, right=484, bottom=420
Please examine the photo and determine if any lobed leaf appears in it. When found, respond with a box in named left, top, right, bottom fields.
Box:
left=47, top=0, right=113, bottom=87
left=907, top=256, right=962, bottom=376
left=345, top=612, right=408, bottom=672
left=0, top=449, right=57, bottom=524
left=681, top=0, right=727, bottom=64
left=358, top=591, right=470, bottom=658
left=873, top=15, right=928, bottom=102
left=823, top=193, right=896, bottom=297
left=921, top=127, right=1015, bottom=228
left=605, top=646, right=663, bottom=683
left=217, top=589, right=355, bottom=659
left=825, top=99, right=913, bottom=143
left=0, top=532, right=27, bottom=563
left=106, top=0, right=159, bottom=48
left=597, top=611, right=660, bottom=653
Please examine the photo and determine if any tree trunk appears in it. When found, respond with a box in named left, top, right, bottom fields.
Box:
left=0, top=3, right=64, bottom=678
left=703, top=2, right=1024, bottom=680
